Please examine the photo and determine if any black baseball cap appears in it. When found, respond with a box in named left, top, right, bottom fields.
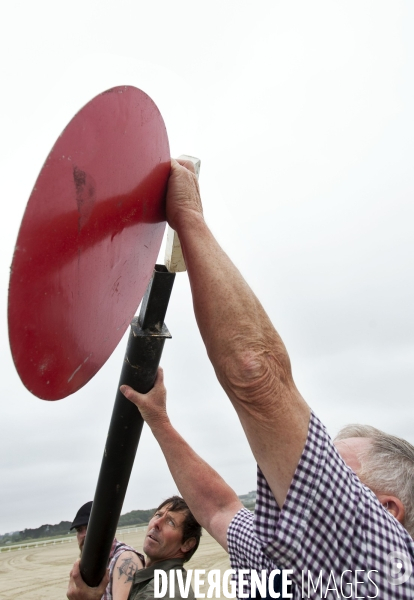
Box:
left=70, top=501, right=93, bottom=530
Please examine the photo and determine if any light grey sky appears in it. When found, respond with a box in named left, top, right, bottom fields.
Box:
left=1, top=1, right=413, bottom=534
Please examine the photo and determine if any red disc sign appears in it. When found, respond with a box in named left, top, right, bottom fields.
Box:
left=8, top=86, right=170, bottom=400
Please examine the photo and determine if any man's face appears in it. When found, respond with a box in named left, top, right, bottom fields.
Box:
left=143, top=504, right=188, bottom=565
left=75, top=524, right=87, bottom=554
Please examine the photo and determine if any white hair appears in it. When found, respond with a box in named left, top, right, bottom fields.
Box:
left=335, top=424, right=414, bottom=538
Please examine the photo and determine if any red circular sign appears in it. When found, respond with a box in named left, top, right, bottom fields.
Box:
left=8, top=86, right=170, bottom=400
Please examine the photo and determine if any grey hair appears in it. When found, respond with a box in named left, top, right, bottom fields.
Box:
left=335, top=424, right=414, bottom=538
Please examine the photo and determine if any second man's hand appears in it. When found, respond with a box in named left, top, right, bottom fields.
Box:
left=120, top=366, right=242, bottom=551
left=120, top=367, right=169, bottom=432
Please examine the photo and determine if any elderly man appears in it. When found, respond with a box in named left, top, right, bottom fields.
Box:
left=67, top=496, right=201, bottom=600
left=69, top=501, right=144, bottom=600
left=120, top=159, right=414, bottom=599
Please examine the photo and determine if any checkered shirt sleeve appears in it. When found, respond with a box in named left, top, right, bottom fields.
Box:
left=227, top=508, right=277, bottom=574
left=228, top=411, right=414, bottom=599
left=227, top=508, right=286, bottom=598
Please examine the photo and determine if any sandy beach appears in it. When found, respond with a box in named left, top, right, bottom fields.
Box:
left=0, top=528, right=230, bottom=599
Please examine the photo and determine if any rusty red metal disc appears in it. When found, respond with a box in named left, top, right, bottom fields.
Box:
left=8, top=86, right=170, bottom=400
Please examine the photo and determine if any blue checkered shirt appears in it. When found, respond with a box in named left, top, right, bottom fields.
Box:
left=227, top=412, right=414, bottom=599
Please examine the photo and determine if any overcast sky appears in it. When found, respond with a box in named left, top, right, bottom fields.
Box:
left=0, top=1, right=413, bottom=535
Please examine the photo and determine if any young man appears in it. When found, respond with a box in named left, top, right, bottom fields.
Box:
left=70, top=501, right=144, bottom=600
left=67, top=496, right=201, bottom=600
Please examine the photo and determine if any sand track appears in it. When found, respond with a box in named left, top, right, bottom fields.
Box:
left=0, top=529, right=230, bottom=599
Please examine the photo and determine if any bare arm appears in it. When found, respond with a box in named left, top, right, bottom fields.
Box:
left=67, top=560, right=109, bottom=600
left=112, top=550, right=143, bottom=600
left=121, top=369, right=243, bottom=550
left=165, top=160, right=311, bottom=508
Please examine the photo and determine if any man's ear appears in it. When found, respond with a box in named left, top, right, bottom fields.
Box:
left=377, top=494, right=405, bottom=525
left=181, top=537, right=196, bottom=553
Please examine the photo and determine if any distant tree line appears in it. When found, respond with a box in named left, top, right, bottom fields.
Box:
left=0, top=521, right=72, bottom=545
left=238, top=490, right=256, bottom=511
left=0, top=493, right=255, bottom=545
left=0, top=507, right=157, bottom=545
left=118, top=508, right=155, bottom=527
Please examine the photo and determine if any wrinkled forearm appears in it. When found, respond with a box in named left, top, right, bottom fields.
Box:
left=174, top=212, right=311, bottom=506
left=175, top=214, right=292, bottom=405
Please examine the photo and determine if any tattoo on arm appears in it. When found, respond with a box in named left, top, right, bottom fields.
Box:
left=117, top=555, right=140, bottom=583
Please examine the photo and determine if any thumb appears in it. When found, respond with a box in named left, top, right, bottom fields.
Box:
left=173, top=157, right=196, bottom=174
left=120, top=368, right=165, bottom=404
left=120, top=384, right=140, bottom=405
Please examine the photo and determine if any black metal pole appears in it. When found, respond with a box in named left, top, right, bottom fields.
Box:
left=80, top=265, right=176, bottom=587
